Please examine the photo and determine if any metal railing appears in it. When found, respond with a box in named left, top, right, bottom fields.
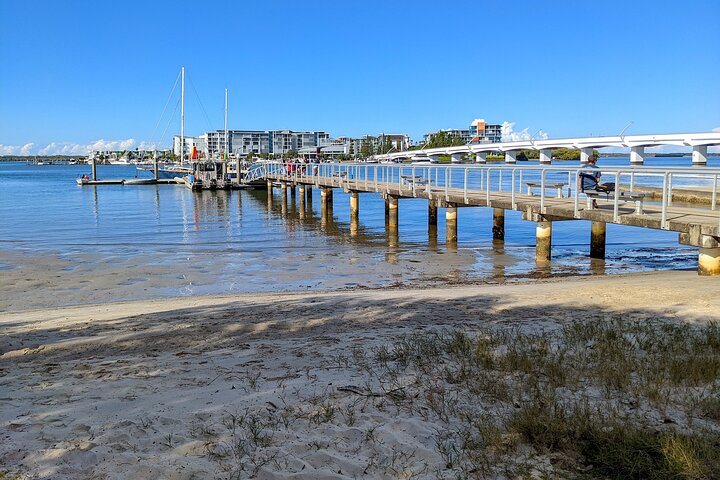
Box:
left=255, top=162, right=720, bottom=231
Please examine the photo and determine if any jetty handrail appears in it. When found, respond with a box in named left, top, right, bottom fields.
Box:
left=257, top=161, right=720, bottom=230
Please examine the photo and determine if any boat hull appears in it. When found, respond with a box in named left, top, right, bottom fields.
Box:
left=124, top=179, right=156, bottom=185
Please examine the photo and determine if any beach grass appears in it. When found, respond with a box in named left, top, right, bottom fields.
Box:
left=356, top=320, right=720, bottom=478
left=195, top=319, right=720, bottom=477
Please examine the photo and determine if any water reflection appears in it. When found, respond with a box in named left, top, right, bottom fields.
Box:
left=251, top=189, right=396, bottom=250
left=590, top=257, right=606, bottom=275
left=491, top=240, right=506, bottom=278
left=92, top=185, right=99, bottom=225
left=155, top=186, right=161, bottom=223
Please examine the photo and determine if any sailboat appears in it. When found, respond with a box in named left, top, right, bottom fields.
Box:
left=184, top=85, right=232, bottom=190
left=136, top=67, right=192, bottom=181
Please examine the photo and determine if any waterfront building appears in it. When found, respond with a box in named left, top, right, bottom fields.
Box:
left=423, top=118, right=502, bottom=145
left=172, top=135, right=207, bottom=158
left=229, top=131, right=269, bottom=156
left=182, top=130, right=331, bottom=157
left=339, top=134, right=411, bottom=158
left=298, top=141, right=349, bottom=160
left=469, top=119, right=502, bottom=143
left=172, top=129, right=411, bottom=159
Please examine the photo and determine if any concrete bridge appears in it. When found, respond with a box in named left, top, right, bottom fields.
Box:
left=374, top=131, right=720, bottom=166
left=249, top=161, right=720, bottom=275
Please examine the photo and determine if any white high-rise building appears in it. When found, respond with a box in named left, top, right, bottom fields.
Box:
left=173, top=135, right=207, bottom=158
left=193, top=129, right=331, bottom=157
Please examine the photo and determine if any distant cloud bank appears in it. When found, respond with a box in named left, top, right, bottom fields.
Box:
left=0, top=139, right=161, bottom=156
left=0, top=143, right=35, bottom=155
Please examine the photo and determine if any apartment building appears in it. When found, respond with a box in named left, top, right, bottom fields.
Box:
left=174, top=130, right=411, bottom=159
left=177, top=130, right=331, bottom=157
left=423, top=118, right=502, bottom=145
left=172, top=135, right=207, bottom=158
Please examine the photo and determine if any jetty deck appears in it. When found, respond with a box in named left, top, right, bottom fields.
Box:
left=272, top=175, right=719, bottom=236
left=255, top=162, right=720, bottom=275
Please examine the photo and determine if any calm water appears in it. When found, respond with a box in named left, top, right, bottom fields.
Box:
left=0, top=158, right=716, bottom=310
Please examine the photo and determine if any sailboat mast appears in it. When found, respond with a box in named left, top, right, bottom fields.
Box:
left=180, top=66, right=185, bottom=163
left=224, top=88, right=229, bottom=157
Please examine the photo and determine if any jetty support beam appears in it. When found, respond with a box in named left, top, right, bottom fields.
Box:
left=92, top=156, right=97, bottom=181
left=428, top=200, right=438, bottom=226
left=492, top=208, right=505, bottom=241
left=682, top=231, right=720, bottom=276
left=699, top=247, right=720, bottom=276
left=349, top=191, right=360, bottom=237
left=281, top=190, right=288, bottom=214
left=321, top=186, right=333, bottom=207
left=350, top=191, right=359, bottom=221
left=590, top=221, right=606, bottom=259
left=536, top=220, right=552, bottom=262
left=678, top=229, right=720, bottom=276
left=386, top=195, right=399, bottom=228
left=446, top=205, right=458, bottom=243
left=299, top=184, right=306, bottom=219
left=320, top=187, right=333, bottom=223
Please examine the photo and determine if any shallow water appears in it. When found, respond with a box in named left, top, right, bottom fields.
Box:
left=0, top=158, right=715, bottom=310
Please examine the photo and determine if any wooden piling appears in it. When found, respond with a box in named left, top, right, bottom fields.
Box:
left=492, top=208, right=505, bottom=241
left=446, top=206, right=458, bottom=243
left=536, top=221, right=552, bottom=262
left=590, top=221, right=606, bottom=259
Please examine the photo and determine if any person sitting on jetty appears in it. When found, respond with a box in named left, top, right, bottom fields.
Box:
left=579, top=155, right=614, bottom=207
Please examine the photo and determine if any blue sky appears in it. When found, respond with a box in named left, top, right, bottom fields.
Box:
left=1, top=0, right=719, bottom=155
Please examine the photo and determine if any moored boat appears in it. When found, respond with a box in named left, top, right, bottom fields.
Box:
left=124, top=178, right=157, bottom=185
left=136, top=164, right=192, bottom=179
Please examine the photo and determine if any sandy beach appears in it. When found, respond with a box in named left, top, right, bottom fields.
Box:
left=2, top=271, right=719, bottom=479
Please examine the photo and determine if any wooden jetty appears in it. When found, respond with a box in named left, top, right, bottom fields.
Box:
left=258, top=162, right=720, bottom=276
left=76, top=178, right=183, bottom=186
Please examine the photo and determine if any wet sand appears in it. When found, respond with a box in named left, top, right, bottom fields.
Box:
left=1, top=270, right=718, bottom=479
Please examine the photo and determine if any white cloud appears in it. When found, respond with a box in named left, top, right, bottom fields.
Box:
left=500, top=121, right=548, bottom=142
left=0, top=143, right=35, bottom=155
left=0, top=138, right=165, bottom=156
left=39, top=138, right=140, bottom=155
left=713, top=127, right=720, bottom=133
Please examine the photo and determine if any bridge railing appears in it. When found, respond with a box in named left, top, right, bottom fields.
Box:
left=261, top=162, right=720, bottom=231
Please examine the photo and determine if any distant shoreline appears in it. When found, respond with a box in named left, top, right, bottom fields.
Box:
left=0, top=155, right=85, bottom=163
